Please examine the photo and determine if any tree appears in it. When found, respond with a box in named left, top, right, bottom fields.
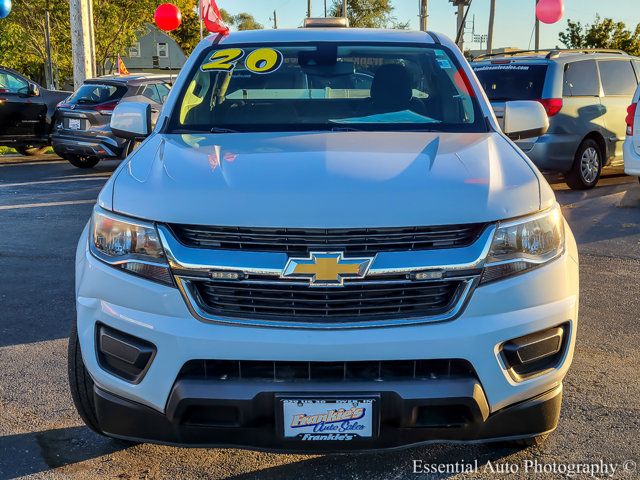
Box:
left=168, top=6, right=263, bottom=56
left=0, top=1, right=264, bottom=87
left=329, top=0, right=409, bottom=29
left=559, top=15, right=640, bottom=56
left=0, top=0, right=72, bottom=85
left=230, top=12, right=263, bottom=31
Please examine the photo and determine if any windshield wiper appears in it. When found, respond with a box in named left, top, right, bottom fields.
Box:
left=210, top=127, right=240, bottom=134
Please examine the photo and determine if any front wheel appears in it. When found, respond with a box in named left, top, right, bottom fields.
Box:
left=565, top=139, right=602, bottom=190
left=64, top=155, right=100, bottom=169
left=67, top=322, right=104, bottom=435
left=15, top=146, right=49, bottom=156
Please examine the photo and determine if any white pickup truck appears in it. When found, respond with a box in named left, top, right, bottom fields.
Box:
left=69, top=23, right=579, bottom=452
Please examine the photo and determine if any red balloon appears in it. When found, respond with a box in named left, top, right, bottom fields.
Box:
left=154, top=3, right=182, bottom=32
left=536, top=0, right=564, bottom=25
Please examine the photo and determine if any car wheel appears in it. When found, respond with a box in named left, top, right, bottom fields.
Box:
left=67, top=322, right=104, bottom=436
left=65, top=155, right=100, bottom=169
left=15, top=146, right=49, bottom=156
left=565, top=139, right=602, bottom=190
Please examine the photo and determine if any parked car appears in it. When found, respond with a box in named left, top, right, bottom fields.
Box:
left=0, top=67, right=69, bottom=155
left=472, top=49, right=640, bottom=189
left=69, top=25, right=579, bottom=452
left=623, top=84, right=640, bottom=182
left=52, top=74, right=171, bottom=168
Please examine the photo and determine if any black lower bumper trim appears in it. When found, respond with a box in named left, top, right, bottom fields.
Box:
left=92, top=380, right=562, bottom=452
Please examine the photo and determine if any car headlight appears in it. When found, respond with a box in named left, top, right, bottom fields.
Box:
left=89, top=207, right=173, bottom=286
left=481, top=204, right=565, bottom=284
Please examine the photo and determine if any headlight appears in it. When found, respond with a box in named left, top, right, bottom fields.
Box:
left=481, top=204, right=565, bottom=284
left=90, top=208, right=173, bottom=286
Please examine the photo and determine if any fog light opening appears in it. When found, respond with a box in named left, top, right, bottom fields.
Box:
left=501, top=324, right=569, bottom=381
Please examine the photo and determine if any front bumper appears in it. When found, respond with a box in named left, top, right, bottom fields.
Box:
left=75, top=222, right=579, bottom=450
left=93, top=381, right=562, bottom=452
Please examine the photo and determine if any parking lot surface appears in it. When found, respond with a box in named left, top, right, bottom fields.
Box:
left=0, top=155, right=639, bottom=479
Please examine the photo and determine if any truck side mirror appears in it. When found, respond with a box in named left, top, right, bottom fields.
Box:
left=110, top=102, right=152, bottom=140
left=503, top=101, right=550, bottom=140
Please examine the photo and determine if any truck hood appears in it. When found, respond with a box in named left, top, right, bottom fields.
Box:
left=110, top=131, right=542, bottom=228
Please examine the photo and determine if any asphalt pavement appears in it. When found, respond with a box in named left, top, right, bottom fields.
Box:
left=0, top=154, right=639, bottom=479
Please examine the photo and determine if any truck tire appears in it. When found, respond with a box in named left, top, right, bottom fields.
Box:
left=67, top=322, right=103, bottom=435
left=65, top=155, right=100, bottom=169
left=15, top=146, right=49, bottom=156
left=565, top=139, right=602, bottom=190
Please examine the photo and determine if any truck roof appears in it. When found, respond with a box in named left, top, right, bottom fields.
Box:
left=208, top=28, right=438, bottom=46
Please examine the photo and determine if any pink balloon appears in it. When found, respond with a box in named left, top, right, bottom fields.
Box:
left=536, top=0, right=564, bottom=24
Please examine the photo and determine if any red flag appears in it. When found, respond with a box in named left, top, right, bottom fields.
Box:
left=117, top=54, right=129, bottom=76
left=201, top=0, right=230, bottom=35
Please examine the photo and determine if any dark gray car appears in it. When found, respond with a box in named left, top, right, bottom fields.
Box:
left=52, top=74, right=171, bottom=168
left=472, top=49, right=640, bottom=189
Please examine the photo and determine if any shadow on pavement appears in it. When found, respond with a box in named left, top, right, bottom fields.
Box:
left=0, top=426, right=130, bottom=478
left=224, top=443, right=523, bottom=480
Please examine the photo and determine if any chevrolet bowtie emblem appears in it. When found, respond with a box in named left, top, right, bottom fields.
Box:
left=282, top=252, right=373, bottom=287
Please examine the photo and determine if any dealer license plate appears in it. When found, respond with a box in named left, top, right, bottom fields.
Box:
left=281, top=398, right=376, bottom=441
left=68, top=118, right=81, bottom=130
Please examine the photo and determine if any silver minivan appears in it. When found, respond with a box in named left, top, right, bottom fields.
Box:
left=473, top=49, right=640, bottom=189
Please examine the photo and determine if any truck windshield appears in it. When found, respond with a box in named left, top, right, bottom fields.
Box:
left=473, top=63, right=548, bottom=101
left=167, top=42, right=486, bottom=133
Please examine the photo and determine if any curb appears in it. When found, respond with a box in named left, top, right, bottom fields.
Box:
left=0, top=154, right=62, bottom=166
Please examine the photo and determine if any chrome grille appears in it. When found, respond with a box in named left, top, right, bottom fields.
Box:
left=168, top=224, right=487, bottom=255
left=189, top=278, right=463, bottom=322
left=178, top=359, right=476, bottom=383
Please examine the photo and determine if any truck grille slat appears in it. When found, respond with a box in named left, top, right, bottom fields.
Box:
left=190, top=280, right=462, bottom=321
left=169, top=224, right=486, bottom=255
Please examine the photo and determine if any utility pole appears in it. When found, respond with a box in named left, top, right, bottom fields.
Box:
left=69, top=0, right=96, bottom=89
left=486, top=0, right=496, bottom=54
left=307, top=0, right=312, bottom=18
left=419, top=0, right=428, bottom=31
left=273, top=10, right=278, bottom=29
left=456, top=3, right=465, bottom=50
left=44, top=4, right=55, bottom=89
left=534, top=0, right=540, bottom=50
left=324, top=0, right=327, bottom=17
left=342, top=0, right=347, bottom=17
left=450, top=0, right=471, bottom=51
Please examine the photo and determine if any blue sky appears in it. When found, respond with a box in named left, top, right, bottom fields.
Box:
left=218, top=0, right=640, bottom=50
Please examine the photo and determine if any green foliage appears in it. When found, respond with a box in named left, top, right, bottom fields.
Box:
left=329, top=0, right=409, bottom=29
left=0, top=0, right=72, bottom=85
left=231, top=12, right=263, bottom=31
left=0, top=1, right=263, bottom=87
left=559, top=15, right=640, bottom=56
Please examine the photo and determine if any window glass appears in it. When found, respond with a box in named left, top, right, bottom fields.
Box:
left=0, top=71, right=28, bottom=94
left=157, top=43, right=168, bottom=58
left=142, top=84, right=161, bottom=103
left=66, top=83, right=127, bottom=105
left=563, top=60, right=599, bottom=96
left=169, top=43, right=486, bottom=133
left=473, top=64, right=547, bottom=101
left=598, top=60, right=637, bottom=96
left=129, top=42, right=141, bottom=58
left=156, top=83, right=171, bottom=103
